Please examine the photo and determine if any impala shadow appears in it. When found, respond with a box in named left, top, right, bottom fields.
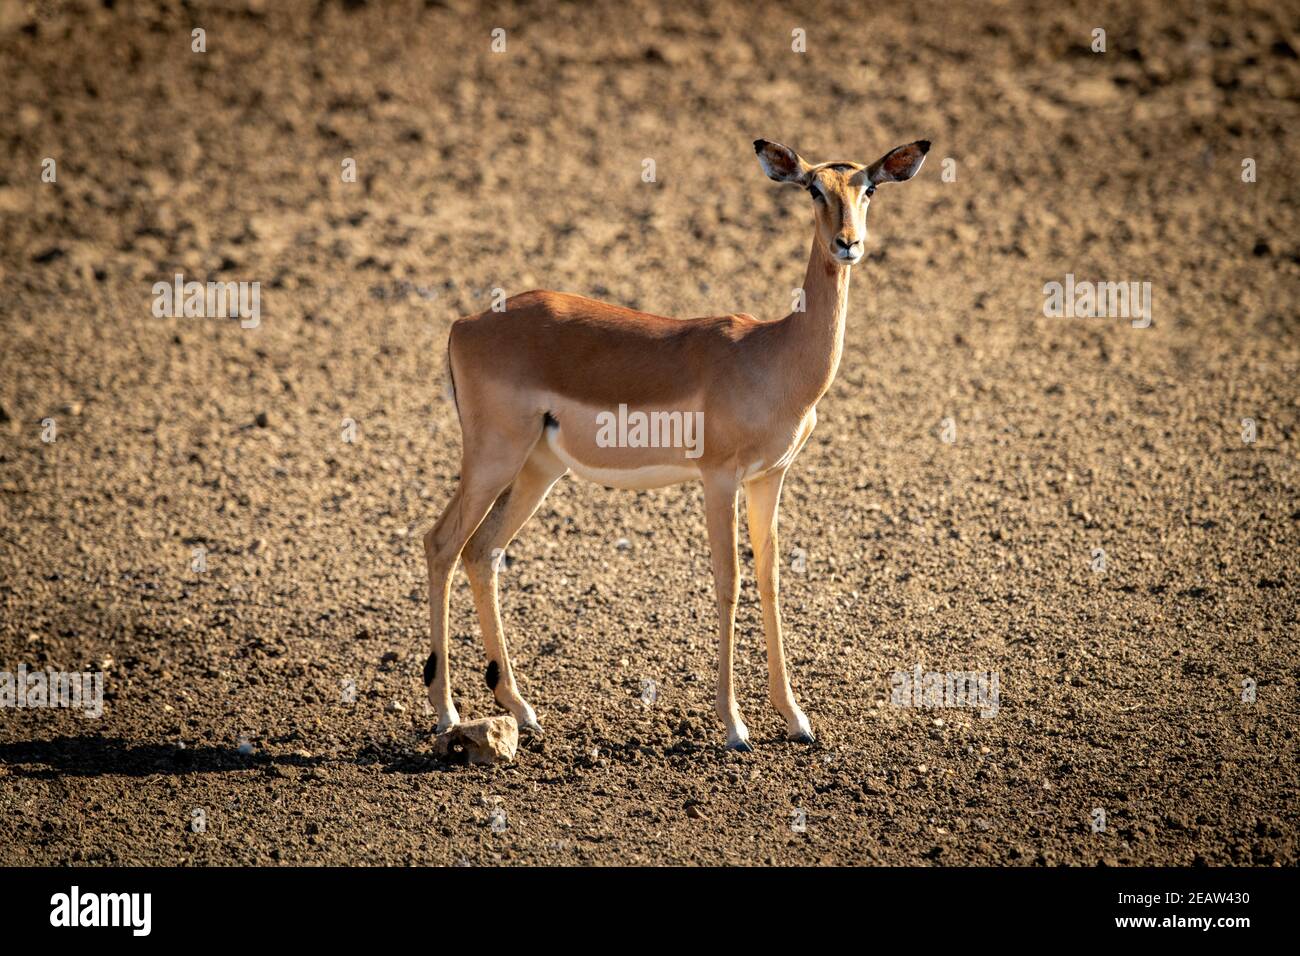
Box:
left=0, top=734, right=475, bottom=778
left=0, top=736, right=328, bottom=779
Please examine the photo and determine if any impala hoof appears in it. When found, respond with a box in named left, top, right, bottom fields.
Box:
left=725, top=738, right=754, bottom=753
left=519, top=720, right=544, bottom=738
left=786, top=710, right=814, bottom=744
left=433, top=707, right=460, bottom=735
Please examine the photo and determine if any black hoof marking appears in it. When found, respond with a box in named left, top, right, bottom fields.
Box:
left=726, top=740, right=754, bottom=753
left=485, top=660, right=500, bottom=690
left=790, top=731, right=816, bottom=745
left=423, top=653, right=437, bottom=687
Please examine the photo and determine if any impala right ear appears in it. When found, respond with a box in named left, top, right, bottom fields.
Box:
left=753, top=139, right=811, bottom=185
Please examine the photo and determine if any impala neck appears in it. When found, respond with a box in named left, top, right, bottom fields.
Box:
left=777, top=234, right=851, bottom=409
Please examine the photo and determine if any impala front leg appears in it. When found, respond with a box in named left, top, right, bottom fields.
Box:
left=703, top=472, right=749, bottom=751
left=745, top=468, right=814, bottom=743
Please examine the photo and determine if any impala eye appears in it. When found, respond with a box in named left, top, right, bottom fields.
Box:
left=808, top=183, right=825, bottom=202
left=865, top=185, right=876, bottom=198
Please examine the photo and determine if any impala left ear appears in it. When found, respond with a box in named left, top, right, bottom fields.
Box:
left=862, top=140, right=931, bottom=186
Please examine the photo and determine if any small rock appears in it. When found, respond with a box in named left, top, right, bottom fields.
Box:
left=386, top=700, right=406, bottom=714
left=1068, top=77, right=1121, bottom=107
left=254, top=411, right=270, bottom=428
left=432, top=715, right=518, bottom=766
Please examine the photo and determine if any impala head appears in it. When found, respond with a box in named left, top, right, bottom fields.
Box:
left=753, top=138, right=931, bottom=266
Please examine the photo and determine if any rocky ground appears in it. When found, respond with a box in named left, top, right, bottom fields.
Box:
left=0, top=0, right=1296, bottom=865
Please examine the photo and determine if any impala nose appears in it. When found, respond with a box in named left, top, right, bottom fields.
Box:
left=834, top=236, right=862, bottom=258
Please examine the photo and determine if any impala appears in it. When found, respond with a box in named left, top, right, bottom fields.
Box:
left=423, top=137, right=930, bottom=750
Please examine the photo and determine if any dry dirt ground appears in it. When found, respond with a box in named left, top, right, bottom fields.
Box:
left=0, top=0, right=1297, bottom=866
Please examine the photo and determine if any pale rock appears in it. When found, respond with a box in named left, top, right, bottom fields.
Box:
left=433, top=715, right=519, bottom=766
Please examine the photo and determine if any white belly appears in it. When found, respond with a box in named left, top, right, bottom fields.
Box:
left=544, top=424, right=699, bottom=490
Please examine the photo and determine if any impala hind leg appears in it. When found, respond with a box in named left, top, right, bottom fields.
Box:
left=462, top=442, right=567, bottom=736
left=423, top=428, right=538, bottom=733
left=745, top=468, right=813, bottom=743
left=703, top=472, right=749, bottom=750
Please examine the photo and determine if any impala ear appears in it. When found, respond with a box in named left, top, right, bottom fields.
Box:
left=863, top=140, right=931, bottom=186
left=753, top=139, right=812, bottom=185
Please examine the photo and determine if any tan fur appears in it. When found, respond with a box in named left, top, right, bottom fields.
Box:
left=423, top=139, right=929, bottom=747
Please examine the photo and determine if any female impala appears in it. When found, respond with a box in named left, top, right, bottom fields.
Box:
left=423, top=138, right=929, bottom=750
